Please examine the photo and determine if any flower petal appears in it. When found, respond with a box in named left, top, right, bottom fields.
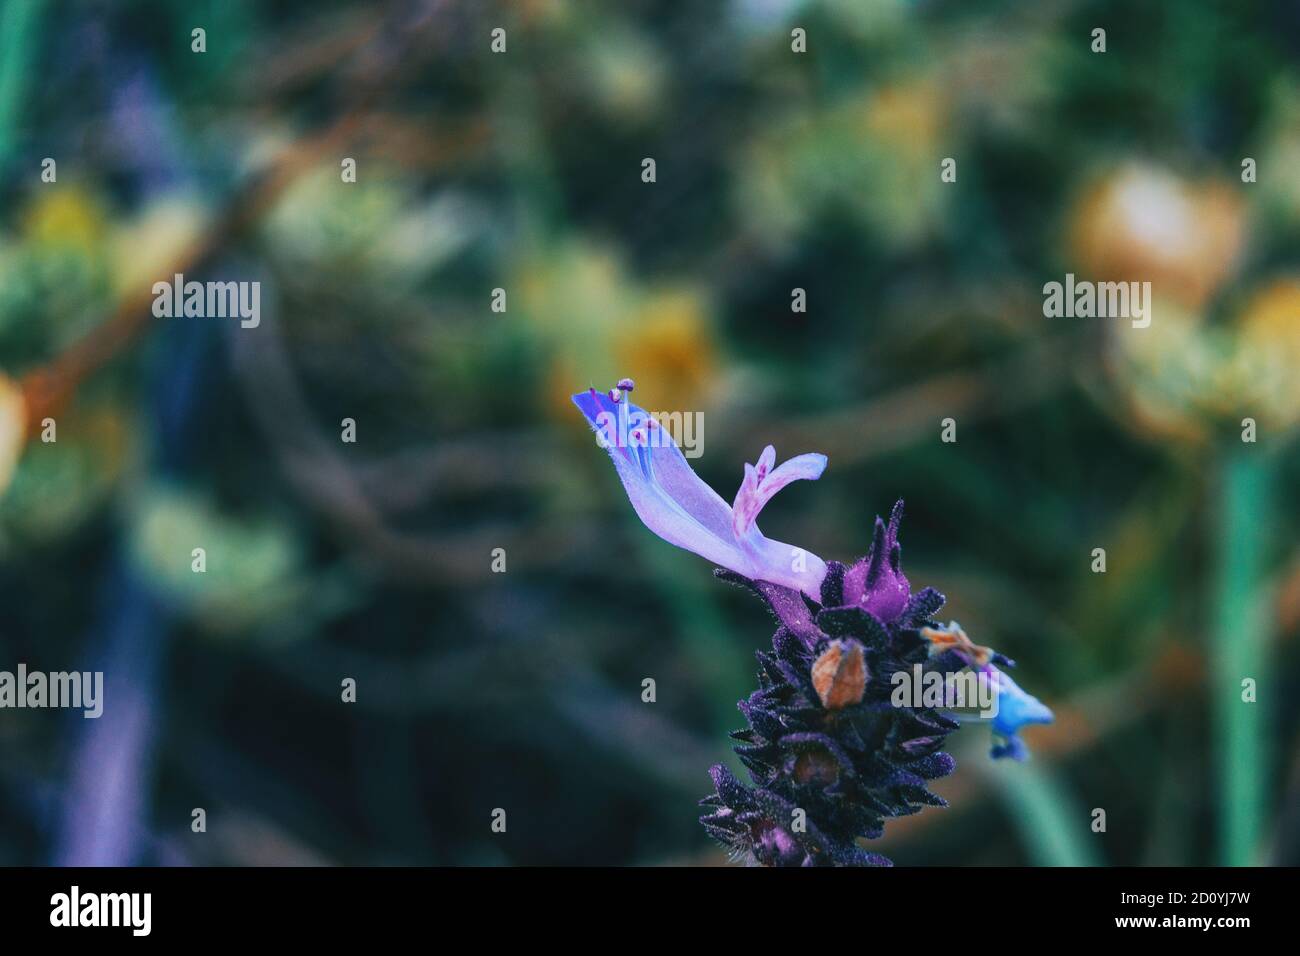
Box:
left=988, top=667, right=1054, bottom=761
left=574, top=389, right=828, bottom=599
left=573, top=389, right=744, bottom=570
left=740, top=532, right=829, bottom=600
left=732, top=450, right=827, bottom=540
left=574, top=389, right=734, bottom=536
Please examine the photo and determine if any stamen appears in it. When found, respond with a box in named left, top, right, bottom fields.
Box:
left=617, top=377, right=635, bottom=393
left=631, top=430, right=653, bottom=478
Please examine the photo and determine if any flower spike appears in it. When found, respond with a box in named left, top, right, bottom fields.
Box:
left=575, top=381, right=1059, bottom=864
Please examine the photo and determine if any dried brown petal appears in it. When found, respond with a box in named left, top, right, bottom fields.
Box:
left=920, top=622, right=993, bottom=667
left=811, top=639, right=867, bottom=710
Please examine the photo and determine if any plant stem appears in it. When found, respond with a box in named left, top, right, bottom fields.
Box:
left=1212, top=448, right=1272, bottom=866
left=987, top=759, right=1101, bottom=866
left=0, top=0, right=45, bottom=164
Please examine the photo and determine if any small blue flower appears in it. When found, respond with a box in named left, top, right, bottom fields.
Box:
left=988, top=666, right=1055, bottom=761
left=921, top=623, right=1055, bottom=761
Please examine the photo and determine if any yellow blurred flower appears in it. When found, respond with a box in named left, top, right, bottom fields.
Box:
left=516, top=241, right=626, bottom=337
left=1237, top=277, right=1300, bottom=351
left=21, top=186, right=109, bottom=253
left=737, top=76, right=949, bottom=249
left=518, top=240, right=719, bottom=418
left=1233, top=278, right=1300, bottom=429
left=543, top=285, right=718, bottom=421
left=616, top=288, right=717, bottom=410
left=110, top=195, right=208, bottom=297
left=1108, top=278, right=1300, bottom=442
left=863, top=79, right=945, bottom=160
left=3, top=187, right=113, bottom=344
left=0, top=375, right=26, bottom=497
left=1106, top=294, right=1219, bottom=444
left=1069, top=164, right=1245, bottom=311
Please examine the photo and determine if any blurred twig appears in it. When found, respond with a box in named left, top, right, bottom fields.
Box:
left=18, top=0, right=447, bottom=432
left=742, top=333, right=1081, bottom=466
left=227, top=299, right=600, bottom=583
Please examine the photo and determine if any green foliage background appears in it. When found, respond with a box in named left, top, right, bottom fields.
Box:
left=0, top=0, right=1297, bottom=865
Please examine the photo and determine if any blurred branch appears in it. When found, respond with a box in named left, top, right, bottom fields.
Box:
left=240, top=7, right=383, bottom=98
left=18, top=0, right=447, bottom=432
left=227, top=300, right=599, bottom=583
left=742, top=333, right=1081, bottom=467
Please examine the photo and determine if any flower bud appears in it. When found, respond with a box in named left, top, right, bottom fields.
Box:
left=811, top=639, right=867, bottom=710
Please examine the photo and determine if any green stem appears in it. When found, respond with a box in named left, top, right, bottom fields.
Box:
left=0, top=0, right=45, bottom=164
left=987, top=759, right=1102, bottom=866
left=1211, top=448, right=1273, bottom=866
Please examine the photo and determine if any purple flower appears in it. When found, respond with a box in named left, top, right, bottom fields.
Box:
left=843, top=501, right=911, bottom=623
left=572, top=387, right=827, bottom=599
left=576, top=380, right=1061, bottom=864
